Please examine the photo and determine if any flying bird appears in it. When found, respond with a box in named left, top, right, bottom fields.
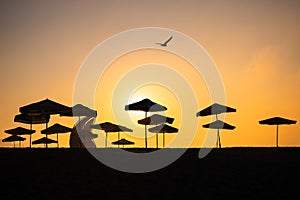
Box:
left=156, top=36, right=173, bottom=47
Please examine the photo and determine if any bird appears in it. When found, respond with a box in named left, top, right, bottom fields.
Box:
left=156, top=36, right=173, bottom=47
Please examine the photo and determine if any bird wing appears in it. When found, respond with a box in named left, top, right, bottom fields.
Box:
left=164, top=36, right=173, bottom=45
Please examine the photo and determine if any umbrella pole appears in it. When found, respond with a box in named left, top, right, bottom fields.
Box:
left=105, top=132, right=108, bottom=148
left=57, top=133, right=59, bottom=148
left=156, top=133, right=158, bottom=149
left=218, top=129, right=221, bottom=148
left=46, top=123, right=48, bottom=149
left=215, top=114, right=219, bottom=148
left=145, top=112, right=148, bottom=149
left=276, top=124, right=279, bottom=148
left=30, top=123, right=32, bottom=148
left=118, top=132, right=120, bottom=148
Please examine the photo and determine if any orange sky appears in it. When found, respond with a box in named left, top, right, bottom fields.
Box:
left=0, top=0, right=300, bottom=148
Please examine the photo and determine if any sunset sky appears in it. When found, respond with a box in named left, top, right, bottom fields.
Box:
left=0, top=0, right=300, bottom=148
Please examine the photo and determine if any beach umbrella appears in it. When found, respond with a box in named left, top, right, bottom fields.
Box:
left=19, top=98, right=70, bottom=116
left=90, top=122, right=133, bottom=147
left=196, top=103, right=236, bottom=148
left=125, top=98, right=167, bottom=148
left=202, top=120, right=235, bottom=148
left=60, top=104, right=97, bottom=120
left=259, top=117, right=297, bottom=147
left=5, top=127, right=35, bottom=148
left=138, top=114, right=174, bottom=148
left=112, top=138, right=134, bottom=148
left=14, top=113, right=49, bottom=148
left=32, top=137, right=57, bottom=148
left=196, top=103, right=236, bottom=118
left=19, top=98, right=70, bottom=148
left=148, top=124, right=178, bottom=148
left=2, top=135, right=26, bottom=148
left=41, top=123, right=72, bottom=148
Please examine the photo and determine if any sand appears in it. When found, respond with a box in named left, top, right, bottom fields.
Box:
left=0, top=147, right=299, bottom=199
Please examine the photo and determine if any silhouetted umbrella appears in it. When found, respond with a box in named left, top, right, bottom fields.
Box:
left=60, top=104, right=97, bottom=120
left=41, top=123, right=72, bottom=148
left=202, top=120, right=235, bottom=148
left=138, top=114, right=174, bottom=125
left=90, top=122, right=133, bottom=147
left=196, top=103, right=236, bottom=117
left=148, top=124, right=178, bottom=147
left=112, top=138, right=134, bottom=148
left=14, top=113, right=49, bottom=148
left=2, top=135, right=26, bottom=148
left=5, top=127, right=35, bottom=148
left=20, top=98, right=70, bottom=116
left=259, top=116, right=297, bottom=147
left=197, top=103, right=236, bottom=148
left=125, top=98, right=167, bottom=148
left=138, top=114, right=174, bottom=148
left=32, top=137, right=57, bottom=148
left=19, top=98, right=69, bottom=148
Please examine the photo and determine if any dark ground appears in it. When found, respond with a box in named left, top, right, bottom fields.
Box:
left=1, top=147, right=300, bottom=199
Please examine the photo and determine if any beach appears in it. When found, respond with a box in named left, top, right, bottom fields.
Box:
left=1, top=147, right=299, bottom=199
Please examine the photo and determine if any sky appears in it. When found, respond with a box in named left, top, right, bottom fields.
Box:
left=0, top=0, right=300, bottom=148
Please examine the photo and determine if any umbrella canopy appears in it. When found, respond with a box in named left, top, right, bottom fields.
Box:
left=60, top=104, right=97, bottom=117
left=125, top=98, right=167, bottom=112
left=19, top=98, right=70, bottom=116
left=41, top=123, right=72, bottom=135
left=112, top=138, right=135, bottom=148
left=90, top=122, right=133, bottom=132
left=259, top=117, right=296, bottom=125
left=148, top=124, right=178, bottom=147
left=5, top=127, right=35, bottom=135
left=148, top=124, right=178, bottom=133
left=125, top=98, right=167, bottom=148
left=137, top=114, right=174, bottom=125
left=196, top=103, right=236, bottom=117
left=90, top=122, right=133, bottom=147
left=41, top=123, right=72, bottom=148
left=259, top=116, right=297, bottom=147
left=32, top=137, right=57, bottom=147
left=2, top=135, right=26, bottom=148
left=2, top=135, right=26, bottom=142
left=14, top=113, right=50, bottom=125
left=202, top=120, right=236, bottom=130
left=202, top=120, right=235, bottom=148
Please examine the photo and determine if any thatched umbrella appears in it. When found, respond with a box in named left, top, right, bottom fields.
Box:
left=259, top=116, right=297, bottom=147
left=19, top=98, right=70, bottom=148
left=112, top=138, right=135, bottom=148
left=90, top=122, right=133, bottom=147
left=138, top=114, right=174, bottom=148
left=125, top=98, right=167, bottom=148
left=148, top=124, right=178, bottom=147
left=4, top=127, right=35, bottom=148
left=196, top=103, right=236, bottom=148
left=41, top=123, right=72, bottom=148
left=196, top=103, right=236, bottom=118
left=202, top=120, right=236, bottom=148
left=14, top=114, right=49, bottom=148
left=32, top=137, right=57, bottom=148
left=2, top=135, right=26, bottom=148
